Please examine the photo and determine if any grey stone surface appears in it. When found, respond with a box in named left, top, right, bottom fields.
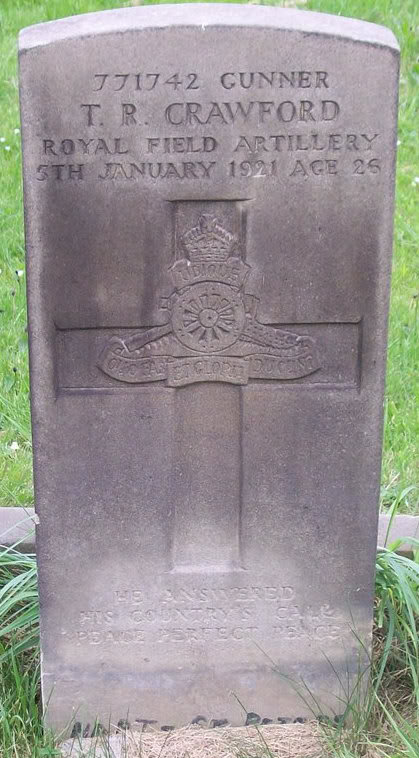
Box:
left=377, top=514, right=419, bottom=553
left=0, top=507, right=36, bottom=552
left=19, top=4, right=399, bottom=736
left=2, top=507, right=418, bottom=556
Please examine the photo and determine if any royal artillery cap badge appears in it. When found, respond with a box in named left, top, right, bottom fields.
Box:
left=99, top=215, right=320, bottom=387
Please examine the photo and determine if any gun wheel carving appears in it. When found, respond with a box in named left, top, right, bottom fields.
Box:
left=172, top=282, right=246, bottom=353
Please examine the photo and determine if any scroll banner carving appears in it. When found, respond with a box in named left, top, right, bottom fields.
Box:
left=98, top=214, right=321, bottom=387
left=99, top=347, right=319, bottom=386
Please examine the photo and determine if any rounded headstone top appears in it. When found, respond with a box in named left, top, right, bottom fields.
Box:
left=19, top=4, right=399, bottom=53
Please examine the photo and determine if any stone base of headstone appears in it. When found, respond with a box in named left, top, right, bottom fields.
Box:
left=60, top=723, right=325, bottom=758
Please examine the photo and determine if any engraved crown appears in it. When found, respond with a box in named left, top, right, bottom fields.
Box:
left=181, top=215, right=237, bottom=263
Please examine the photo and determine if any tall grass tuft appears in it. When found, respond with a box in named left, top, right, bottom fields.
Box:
left=374, top=538, right=419, bottom=707
left=317, top=539, right=419, bottom=757
left=0, top=650, right=60, bottom=757
left=0, top=540, right=39, bottom=659
left=375, top=697, right=419, bottom=758
left=0, top=535, right=58, bottom=756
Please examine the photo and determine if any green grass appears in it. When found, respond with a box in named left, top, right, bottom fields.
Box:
left=0, top=0, right=417, bottom=510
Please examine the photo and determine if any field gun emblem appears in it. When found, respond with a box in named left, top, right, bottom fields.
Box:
left=99, top=215, right=320, bottom=386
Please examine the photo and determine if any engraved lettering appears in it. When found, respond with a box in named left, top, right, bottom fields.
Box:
left=220, top=71, right=330, bottom=90
left=114, top=74, right=129, bottom=91
left=121, top=103, right=139, bottom=125
left=186, top=73, right=199, bottom=89
left=165, top=100, right=340, bottom=126
left=68, top=164, right=84, bottom=180
left=146, top=136, right=217, bottom=154
left=79, top=610, right=114, bottom=625
left=80, top=103, right=101, bottom=126
left=145, top=73, right=159, bottom=90
left=98, top=161, right=216, bottom=181
left=78, top=138, right=95, bottom=153
left=353, top=158, right=381, bottom=175
left=61, top=139, right=75, bottom=155
left=232, top=133, right=377, bottom=154
left=299, top=100, right=315, bottom=121
left=220, top=73, right=235, bottom=90
left=223, top=102, right=255, bottom=122
left=36, top=164, right=49, bottom=181
left=290, top=159, right=338, bottom=177
left=41, top=137, right=129, bottom=157
left=93, top=74, right=108, bottom=91
left=73, top=629, right=145, bottom=645
left=165, top=103, right=183, bottom=125
left=43, top=139, right=57, bottom=155
left=321, top=100, right=340, bottom=121
left=258, top=102, right=274, bottom=122
left=346, top=134, right=359, bottom=150
left=316, top=71, right=329, bottom=87
left=361, top=133, right=379, bottom=149
left=36, top=164, right=84, bottom=181
left=115, top=590, right=144, bottom=603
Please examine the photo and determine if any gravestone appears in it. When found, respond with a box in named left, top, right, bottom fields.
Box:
left=19, top=4, right=399, bottom=734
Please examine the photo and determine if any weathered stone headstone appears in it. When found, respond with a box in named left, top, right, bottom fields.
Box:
left=19, top=5, right=399, bottom=734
